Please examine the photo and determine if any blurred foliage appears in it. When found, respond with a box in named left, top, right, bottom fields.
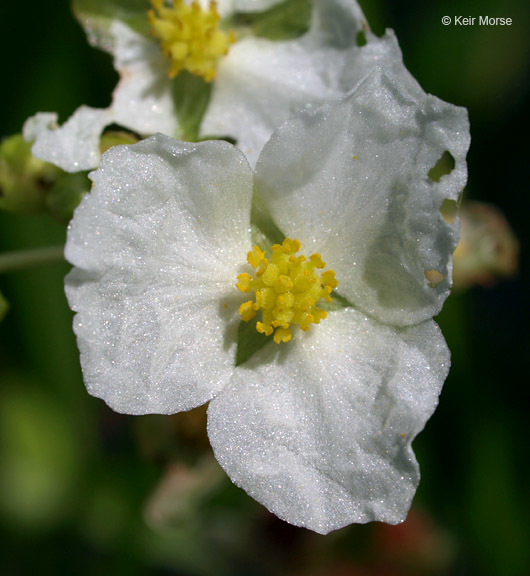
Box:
left=0, top=134, right=90, bottom=223
left=1, top=0, right=529, bottom=575
left=0, top=135, right=59, bottom=215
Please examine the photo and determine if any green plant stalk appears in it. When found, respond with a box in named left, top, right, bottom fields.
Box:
left=0, top=245, right=65, bottom=273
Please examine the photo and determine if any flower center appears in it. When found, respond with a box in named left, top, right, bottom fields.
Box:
left=236, top=238, right=338, bottom=344
left=148, top=0, right=235, bottom=82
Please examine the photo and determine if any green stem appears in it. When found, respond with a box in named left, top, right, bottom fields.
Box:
left=0, top=245, right=65, bottom=273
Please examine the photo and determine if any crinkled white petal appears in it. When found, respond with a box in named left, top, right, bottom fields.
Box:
left=201, top=0, right=406, bottom=166
left=23, top=107, right=113, bottom=172
left=65, top=134, right=253, bottom=414
left=255, top=67, right=470, bottom=326
left=109, top=20, right=179, bottom=136
left=22, top=112, right=58, bottom=141
left=208, top=308, right=449, bottom=534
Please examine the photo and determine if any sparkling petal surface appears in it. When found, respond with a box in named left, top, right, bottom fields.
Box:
left=208, top=307, right=449, bottom=533
left=201, top=0, right=406, bottom=166
left=255, top=67, right=470, bottom=326
left=65, top=134, right=253, bottom=414
left=23, top=107, right=113, bottom=172
left=109, top=21, right=179, bottom=137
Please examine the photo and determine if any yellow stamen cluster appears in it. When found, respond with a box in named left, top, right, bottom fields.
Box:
left=148, top=0, right=235, bottom=82
left=236, top=238, right=338, bottom=344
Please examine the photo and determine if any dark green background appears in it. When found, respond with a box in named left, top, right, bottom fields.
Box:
left=1, top=1, right=529, bottom=574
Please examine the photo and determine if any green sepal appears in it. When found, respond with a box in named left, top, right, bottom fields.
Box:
left=45, top=172, right=91, bottom=223
left=250, top=191, right=285, bottom=250
left=170, top=72, right=212, bottom=141
left=230, top=0, right=312, bottom=41
left=0, top=291, right=9, bottom=322
left=235, top=318, right=273, bottom=367
left=0, top=135, right=59, bottom=215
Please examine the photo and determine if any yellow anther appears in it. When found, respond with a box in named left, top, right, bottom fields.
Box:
left=310, top=253, right=326, bottom=268
left=148, top=0, right=235, bottom=82
left=321, top=270, right=338, bottom=289
left=283, top=238, right=301, bottom=253
left=313, top=309, right=328, bottom=323
left=239, top=301, right=256, bottom=322
left=236, top=238, right=338, bottom=344
left=236, top=273, right=252, bottom=292
left=248, top=245, right=266, bottom=268
left=275, top=275, right=294, bottom=293
left=289, top=254, right=306, bottom=264
left=256, top=322, right=273, bottom=336
left=273, top=328, right=292, bottom=344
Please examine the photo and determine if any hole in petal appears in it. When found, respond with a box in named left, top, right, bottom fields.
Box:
left=424, top=270, right=444, bottom=287
left=356, top=30, right=367, bottom=46
left=428, top=151, right=455, bottom=182
left=440, top=198, right=459, bottom=223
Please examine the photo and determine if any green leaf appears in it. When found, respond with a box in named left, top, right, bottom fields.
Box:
left=235, top=318, right=272, bottom=367
left=170, top=72, right=212, bottom=141
left=230, top=0, right=312, bottom=41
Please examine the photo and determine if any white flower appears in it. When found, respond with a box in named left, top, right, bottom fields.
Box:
left=64, top=68, right=470, bottom=533
left=24, top=0, right=413, bottom=171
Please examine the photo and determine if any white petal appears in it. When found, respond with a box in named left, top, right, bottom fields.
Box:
left=22, top=112, right=58, bottom=141
left=201, top=37, right=338, bottom=165
left=65, top=134, right=253, bottom=414
left=208, top=308, right=448, bottom=533
left=201, top=0, right=405, bottom=166
left=23, top=107, right=113, bottom=172
left=255, top=67, right=470, bottom=326
left=110, top=21, right=179, bottom=136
